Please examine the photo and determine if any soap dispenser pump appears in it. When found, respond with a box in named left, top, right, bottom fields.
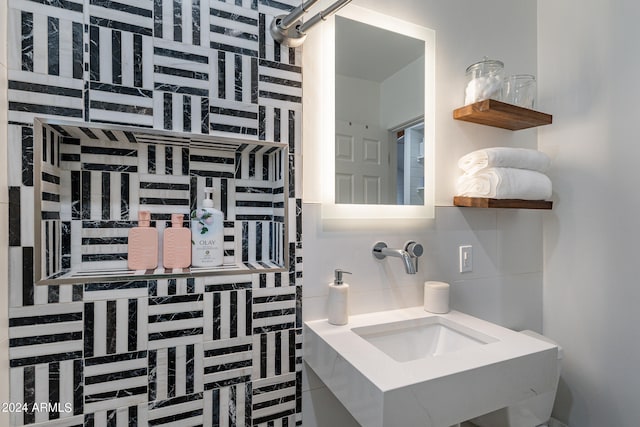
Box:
left=328, top=269, right=351, bottom=325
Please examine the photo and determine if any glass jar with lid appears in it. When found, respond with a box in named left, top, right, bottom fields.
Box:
left=464, top=57, right=504, bottom=105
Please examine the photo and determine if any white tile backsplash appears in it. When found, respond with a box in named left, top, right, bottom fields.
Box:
left=302, top=204, right=543, bottom=325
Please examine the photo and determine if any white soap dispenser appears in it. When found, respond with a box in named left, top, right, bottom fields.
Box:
left=191, top=187, right=224, bottom=267
left=328, top=269, right=351, bottom=325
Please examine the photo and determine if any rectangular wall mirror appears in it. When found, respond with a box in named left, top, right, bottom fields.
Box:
left=320, top=5, right=435, bottom=220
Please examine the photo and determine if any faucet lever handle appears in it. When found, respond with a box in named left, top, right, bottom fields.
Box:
left=405, top=241, right=424, bottom=258
left=404, top=241, right=423, bottom=273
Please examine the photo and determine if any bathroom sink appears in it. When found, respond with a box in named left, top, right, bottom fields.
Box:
left=352, top=316, right=497, bottom=362
left=304, top=307, right=558, bottom=427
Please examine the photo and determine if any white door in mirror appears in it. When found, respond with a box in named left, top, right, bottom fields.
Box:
left=335, top=120, right=390, bottom=204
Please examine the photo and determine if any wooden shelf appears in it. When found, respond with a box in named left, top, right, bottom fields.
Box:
left=454, top=196, right=553, bottom=210
left=453, top=99, right=552, bottom=130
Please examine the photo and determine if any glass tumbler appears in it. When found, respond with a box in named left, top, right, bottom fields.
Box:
left=503, top=74, right=536, bottom=108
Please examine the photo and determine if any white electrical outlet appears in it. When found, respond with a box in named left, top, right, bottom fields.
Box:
left=459, top=245, right=473, bottom=273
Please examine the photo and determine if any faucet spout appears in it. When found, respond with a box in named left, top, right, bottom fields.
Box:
left=372, top=242, right=420, bottom=274
left=378, top=247, right=416, bottom=274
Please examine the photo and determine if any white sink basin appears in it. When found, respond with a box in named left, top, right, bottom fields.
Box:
left=352, top=316, right=497, bottom=362
left=304, top=307, right=558, bottom=427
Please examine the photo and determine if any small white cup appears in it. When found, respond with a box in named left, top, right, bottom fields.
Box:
left=424, top=281, right=450, bottom=314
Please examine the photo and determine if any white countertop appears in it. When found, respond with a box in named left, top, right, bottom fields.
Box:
left=304, top=306, right=559, bottom=427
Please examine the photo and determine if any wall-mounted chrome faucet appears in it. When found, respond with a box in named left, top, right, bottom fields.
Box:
left=372, top=241, right=424, bottom=274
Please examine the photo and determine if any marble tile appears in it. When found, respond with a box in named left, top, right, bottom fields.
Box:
left=252, top=286, right=297, bottom=334
left=4, top=0, right=305, bottom=425
left=8, top=302, right=84, bottom=367
left=148, top=344, right=203, bottom=401
left=209, top=2, right=259, bottom=57
left=252, top=328, right=299, bottom=379
left=84, top=351, right=149, bottom=413
left=0, top=63, right=7, bottom=204
left=9, top=360, right=84, bottom=425
left=147, top=293, right=204, bottom=350
left=202, top=336, right=252, bottom=389
left=84, top=297, right=149, bottom=357
left=252, top=372, right=297, bottom=425
left=7, top=70, right=84, bottom=123
left=208, top=98, right=259, bottom=139
left=203, top=382, right=252, bottom=426
left=203, top=280, right=252, bottom=341
left=154, top=0, right=209, bottom=46
left=0, top=203, right=8, bottom=427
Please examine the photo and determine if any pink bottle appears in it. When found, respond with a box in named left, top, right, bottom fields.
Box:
left=127, top=210, right=158, bottom=270
left=163, top=214, right=192, bottom=269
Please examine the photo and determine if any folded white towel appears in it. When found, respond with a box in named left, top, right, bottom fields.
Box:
left=456, top=167, right=552, bottom=200
left=458, top=147, right=551, bottom=175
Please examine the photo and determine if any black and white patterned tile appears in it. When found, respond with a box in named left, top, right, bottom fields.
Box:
left=148, top=344, right=203, bottom=401
left=203, top=382, right=252, bottom=427
left=252, top=329, right=299, bottom=379
left=154, top=0, right=209, bottom=46
left=257, top=59, right=302, bottom=107
left=138, top=174, right=191, bottom=220
left=83, top=351, right=148, bottom=413
left=252, top=372, right=297, bottom=426
left=252, top=286, right=297, bottom=334
left=77, top=220, right=132, bottom=271
left=6, top=0, right=304, bottom=425
left=152, top=39, right=211, bottom=133
left=8, top=303, right=84, bottom=368
left=147, top=392, right=204, bottom=426
left=84, top=296, right=149, bottom=358
left=209, top=98, right=260, bottom=138
left=148, top=293, right=204, bottom=350
left=87, top=0, right=155, bottom=127
left=9, top=360, right=84, bottom=426
left=203, top=277, right=253, bottom=341
left=203, top=336, right=253, bottom=390
left=7, top=0, right=85, bottom=123
left=149, top=277, right=203, bottom=297
left=84, top=403, right=147, bottom=427
left=209, top=2, right=259, bottom=57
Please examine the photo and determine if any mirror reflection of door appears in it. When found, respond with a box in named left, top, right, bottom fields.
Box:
left=335, top=120, right=391, bottom=204
left=394, top=121, right=425, bottom=205
left=335, top=15, right=425, bottom=206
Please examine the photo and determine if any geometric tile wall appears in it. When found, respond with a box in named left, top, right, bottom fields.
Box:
left=36, top=121, right=288, bottom=279
left=5, top=0, right=304, bottom=425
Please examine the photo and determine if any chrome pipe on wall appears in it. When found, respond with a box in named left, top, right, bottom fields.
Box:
left=279, top=0, right=321, bottom=30
left=270, top=0, right=353, bottom=47
left=298, top=0, right=352, bottom=34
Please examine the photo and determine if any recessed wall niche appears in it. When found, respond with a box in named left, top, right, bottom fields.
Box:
left=34, top=118, right=289, bottom=285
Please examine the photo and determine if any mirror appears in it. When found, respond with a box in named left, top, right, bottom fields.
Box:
left=319, top=5, right=435, bottom=219
left=335, top=16, right=425, bottom=205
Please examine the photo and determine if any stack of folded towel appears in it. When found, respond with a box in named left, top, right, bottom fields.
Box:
left=456, top=147, right=552, bottom=200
